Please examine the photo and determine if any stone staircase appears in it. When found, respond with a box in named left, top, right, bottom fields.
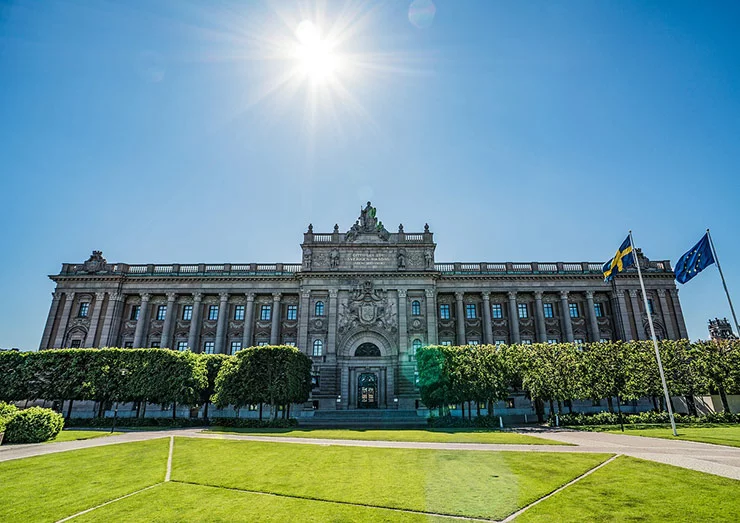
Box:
left=299, top=409, right=427, bottom=428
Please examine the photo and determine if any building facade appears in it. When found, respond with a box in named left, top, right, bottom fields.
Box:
left=40, top=203, right=688, bottom=411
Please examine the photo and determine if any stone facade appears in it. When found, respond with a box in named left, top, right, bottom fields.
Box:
left=41, top=203, right=687, bottom=411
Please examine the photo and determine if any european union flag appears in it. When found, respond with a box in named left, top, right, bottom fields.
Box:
left=675, top=233, right=715, bottom=284
left=603, top=236, right=635, bottom=282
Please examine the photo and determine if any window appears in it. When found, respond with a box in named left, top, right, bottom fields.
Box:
left=203, top=341, right=215, bottom=354
left=311, top=371, right=320, bottom=389
left=287, top=304, right=298, bottom=320
left=506, top=398, right=516, bottom=409
left=518, top=303, right=528, bottom=318
left=124, top=341, right=133, bottom=348
left=257, top=341, right=269, bottom=346
left=182, top=305, right=193, bottom=321
left=594, top=303, right=604, bottom=317
left=156, top=305, right=167, bottom=321
left=208, top=305, right=219, bottom=321
left=599, top=338, right=610, bottom=343
left=284, top=341, right=296, bottom=346
left=177, top=341, right=188, bottom=352
left=574, top=339, right=584, bottom=346
left=521, top=339, right=532, bottom=345
left=569, top=303, right=579, bottom=318
left=543, top=303, right=554, bottom=318
left=491, top=304, right=503, bottom=319
left=647, top=299, right=655, bottom=314
left=78, top=303, right=89, bottom=318
left=248, top=404, right=259, bottom=411
left=260, top=305, right=271, bottom=321
left=70, top=340, right=82, bottom=348
left=439, top=304, right=450, bottom=319
left=412, top=339, right=422, bottom=354
left=312, top=339, right=323, bottom=356
left=467, top=340, right=479, bottom=345
left=465, top=303, right=477, bottom=319
left=441, top=340, right=452, bottom=346
left=495, top=340, right=506, bottom=346
left=548, top=339, right=558, bottom=344
left=130, top=305, right=140, bottom=321
left=151, top=341, right=160, bottom=348
left=230, top=341, right=242, bottom=354
left=411, top=300, right=421, bottom=316
left=314, top=301, right=325, bottom=316
left=234, top=305, right=245, bottom=321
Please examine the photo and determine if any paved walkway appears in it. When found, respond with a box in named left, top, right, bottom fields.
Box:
left=1, top=428, right=739, bottom=480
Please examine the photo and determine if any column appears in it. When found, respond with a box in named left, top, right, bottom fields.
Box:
left=670, top=288, right=689, bottom=339
left=242, top=293, right=255, bottom=349
left=132, top=293, right=151, bottom=348
left=53, top=292, right=75, bottom=348
left=99, top=292, right=124, bottom=347
left=398, top=289, right=408, bottom=353
left=327, top=289, right=338, bottom=355
left=215, top=292, right=230, bottom=353
left=270, top=292, right=282, bottom=345
left=481, top=292, right=494, bottom=344
left=425, top=289, right=438, bottom=345
left=454, top=292, right=466, bottom=345
left=187, top=293, right=203, bottom=351
left=40, top=291, right=62, bottom=350
left=559, top=291, right=575, bottom=343
left=534, top=291, right=547, bottom=343
left=614, top=290, right=633, bottom=341
left=657, top=289, right=677, bottom=340
left=297, top=290, right=310, bottom=353
left=84, top=292, right=106, bottom=348
left=507, top=291, right=521, bottom=344
left=629, top=289, right=647, bottom=340
left=585, top=291, right=600, bottom=342
left=160, top=293, right=177, bottom=349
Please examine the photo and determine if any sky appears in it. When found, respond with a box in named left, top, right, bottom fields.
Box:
left=1, top=0, right=739, bottom=350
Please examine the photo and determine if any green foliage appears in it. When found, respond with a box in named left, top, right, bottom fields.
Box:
left=0, top=351, right=30, bottom=401
left=65, top=417, right=204, bottom=428
left=0, top=402, right=19, bottom=434
left=4, top=406, right=64, bottom=443
left=426, top=414, right=504, bottom=428
left=556, top=410, right=740, bottom=426
left=210, top=417, right=298, bottom=428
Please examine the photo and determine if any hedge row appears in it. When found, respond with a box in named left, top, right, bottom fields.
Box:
left=555, top=410, right=740, bottom=427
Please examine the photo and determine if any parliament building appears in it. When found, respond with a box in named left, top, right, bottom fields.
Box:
left=40, top=203, right=687, bottom=412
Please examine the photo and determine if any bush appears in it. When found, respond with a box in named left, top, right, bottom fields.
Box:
left=209, top=417, right=298, bottom=429
left=556, top=410, right=740, bottom=427
left=65, top=417, right=204, bottom=428
left=427, top=414, right=503, bottom=429
left=0, top=402, right=18, bottom=419
left=4, top=407, right=64, bottom=443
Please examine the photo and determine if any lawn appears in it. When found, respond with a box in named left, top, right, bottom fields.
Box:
left=577, top=424, right=740, bottom=448
left=48, top=429, right=123, bottom=443
left=0, top=438, right=169, bottom=523
left=203, top=427, right=567, bottom=445
left=172, top=437, right=608, bottom=520
left=515, top=455, right=740, bottom=522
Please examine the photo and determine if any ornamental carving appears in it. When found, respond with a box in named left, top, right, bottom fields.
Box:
left=83, top=250, right=108, bottom=273
left=338, top=280, right=397, bottom=335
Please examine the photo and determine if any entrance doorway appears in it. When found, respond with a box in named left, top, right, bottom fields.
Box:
left=357, top=372, right=378, bottom=408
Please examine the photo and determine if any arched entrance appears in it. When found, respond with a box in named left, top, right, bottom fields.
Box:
left=357, top=372, right=378, bottom=408
left=338, top=329, right=397, bottom=410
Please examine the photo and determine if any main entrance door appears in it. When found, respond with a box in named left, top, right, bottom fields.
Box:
left=357, top=372, right=378, bottom=408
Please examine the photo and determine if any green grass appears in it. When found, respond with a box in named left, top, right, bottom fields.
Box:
left=577, top=423, right=740, bottom=448
left=514, top=455, right=740, bottom=522
left=72, top=481, right=450, bottom=522
left=47, top=429, right=123, bottom=443
left=172, top=437, right=609, bottom=520
left=203, top=427, right=568, bottom=444
left=0, top=438, right=169, bottom=523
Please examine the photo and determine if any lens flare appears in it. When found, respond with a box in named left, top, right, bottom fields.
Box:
left=295, top=20, right=337, bottom=82
left=408, top=0, right=436, bottom=29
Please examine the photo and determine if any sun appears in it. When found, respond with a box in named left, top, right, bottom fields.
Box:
left=294, top=20, right=337, bottom=83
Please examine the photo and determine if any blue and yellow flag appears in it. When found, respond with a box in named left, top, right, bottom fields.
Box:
left=675, top=233, right=715, bottom=284
left=602, top=236, right=635, bottom=282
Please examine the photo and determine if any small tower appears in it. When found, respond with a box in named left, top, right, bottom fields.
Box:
left=708, top=318, right=736, bottom=340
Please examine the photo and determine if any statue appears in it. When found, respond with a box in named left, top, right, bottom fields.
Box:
left=303, top=248, right=312, bottom=270
left=397, top=248, right=406, bottom=269
left=346, top=201, right=390, bottom=241
left=330, top=249, right=340, bottom=269
left=360, top=201, right=378, bottom=232
left=424, top=249, right=433, bottom=269
left=345, top=220, right=360, bottom=242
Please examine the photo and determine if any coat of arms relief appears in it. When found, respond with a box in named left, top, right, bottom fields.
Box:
left=338, top=281, right=397, bottom=336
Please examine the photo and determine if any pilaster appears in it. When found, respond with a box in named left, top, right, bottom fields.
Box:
left=53, top=292, right=75, bottom=348
left=160, top=293, right=177, bottom=350
left=132, top=293, right=151, bottom=348
left=671, top=288, right=689, bottom=339
left=398, top=289, right=408, bottom=354
left=242, top=293, right=256, bottom=349
left=85, top=292, right=106, bottom=348
left=187, top=293, right=203, bottom=351
left=270, top=292, right=282, bottom=345
left=656, top=289, right=677, bottom=340
left=629, top=289, right=647, bottom=340
left=40, top=291, right=62, bottom=350
left=481, top=292, right=494, bottom=344
left=327, top=289, right=338, bottom=355
left=559, top=291, right=575, bottom=343
left=585, top=291, right=600, bottom=342
left=507, top=291, right=521, bottom=344
left=454, top=292, right=466, bottom=345
left=215, top=292, right=230, bottom=353
left=425, top=289, right=438, bottom=345
left=534, top=291, right=547, bottom=343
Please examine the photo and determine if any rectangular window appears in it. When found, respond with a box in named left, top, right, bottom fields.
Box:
left=157, top=305, right=167, bottom=321
left=506, top=398, right=515, bottom=409
left=594, top=303, right=604, bottom=317
left=257, top=341, right=269, bottom=346
left=311, top=371, right=320, bottom=389
left=543, top=303, right=554, bottom=318
left=234, top=305, right=245, bottom=321
left=260, top=305, right=271, bottom=321
left=151, top=341, right=160, bottom=348
left=491, top=304, right=503, bottom=319
left=439, top=304, right=450, bottom=320
left=70, top=340, right=82, bottom=348
left=208, top=305, right=219, bottom=321
left=465, top=303, right=477, bottom=319
left=647, top=299, right=655, bottom=314
left=130, top=305, right=140, bottom=321
left=547, top=339, right=558, bottom=344
left=230, top=341, right=242, bottom=354
left=467, top=340, right=479, bottom=345
left=599, top=338, right=610, bottom=343
left=521, top=339, right=532, bottom=345
left=494, top=340, right=506, bottom=346
left=518, top=303, right=528, bottom=318
left=286, top=304, right=298, bottom=320
left=203, top=341, right=215, bottom=354
left=574, top=339, right=584, bottom=345
left=177, top=341, right=188, bottom=352
left=440, top=340, right=452, bottom=346
left=248, top=404, right=259, bottom=411
left=124, top=341, right=133, bottom=348
left=569, top=303, right=579, bottom=318
left=182, top=305, right=193, bottom=321
left=78, top=303, right=89, bottom=318
left=285, top=341, right=296, bottom=347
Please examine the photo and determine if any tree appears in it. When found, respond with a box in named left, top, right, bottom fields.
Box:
left=692, top=339, right=740, bottom=413
left=581, top=341, right=632, bottom=428
left=198, top=354, right=230, bottom=422
left=519, top=343, right=583, bottom=417
left=0, top=350, right=30, bottom=402
left=416, top=345, right=453, bottom=416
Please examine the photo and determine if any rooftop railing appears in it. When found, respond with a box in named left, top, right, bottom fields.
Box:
left=433, top=260, right=672, bottom=275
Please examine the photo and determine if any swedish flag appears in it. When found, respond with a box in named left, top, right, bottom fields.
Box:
left=602, top=236, right=635, bottom=282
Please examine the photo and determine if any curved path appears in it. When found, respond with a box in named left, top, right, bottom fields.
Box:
left=1, top=428, right=739, bottom=480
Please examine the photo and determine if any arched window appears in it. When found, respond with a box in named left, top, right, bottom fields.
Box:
left=315, top=301, right=325, bottom=316
left=355, top=343, right=381, bottom=357
left=411, top=300, right=421, bottom=316
left=412, top=339, right=422, bottom=354
left=312, top=339, right=323, bottom=356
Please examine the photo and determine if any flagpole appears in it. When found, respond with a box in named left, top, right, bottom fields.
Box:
left=706, top=229, right=740, bottom=335
left=629, top=230, right=678, bottom=437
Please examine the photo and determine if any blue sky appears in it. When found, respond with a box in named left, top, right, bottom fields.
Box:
left=1, top=0, right=739, bottom=350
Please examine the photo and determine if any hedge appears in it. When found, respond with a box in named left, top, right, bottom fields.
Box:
left=4, top=406, right=64, bottom=443
left=555, top=410, right=740, bottom=427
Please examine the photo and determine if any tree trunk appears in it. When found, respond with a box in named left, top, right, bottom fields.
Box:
left=476, top=402, right=481, bottom=418
left=651, top=396, right=659, bottom=412
left=567, top=400, right=573, bottom=414
left=461, top=402, right=465, bottom=419
left=142, top=402, right=147, bottom=418
left=658, top=395, right=665, bottom=412
left=286, top=403, right=291, bottom=419
left=172, top=402, right=177, bottom=420
left=97, top=401, right=105, bottom=418
left=616, top=394, right=624, bottom=432
left=719, top=386, right=731, bottom=413
left=259, top=403, right=263, bottom=421
left=557, top=400, right=563, bottom=414
left=607, top=397, right=614, bottom=413
left=535, top=398, right=544, bottom=423
left=66, top=399, right=74, bottom=420
left=135, top=401, right=141, bottom=418
left=203, top=401, right=210, bottom=423
left=487, top=400, right=493, bottom=417
left=548, top=399, right=555, bottom=418
left=685, top=395, right=697, bottom=417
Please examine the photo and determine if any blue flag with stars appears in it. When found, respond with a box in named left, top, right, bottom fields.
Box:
left=675, top=233, right=715, bottom=284
left=602, top=236, right=635, bottom=282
